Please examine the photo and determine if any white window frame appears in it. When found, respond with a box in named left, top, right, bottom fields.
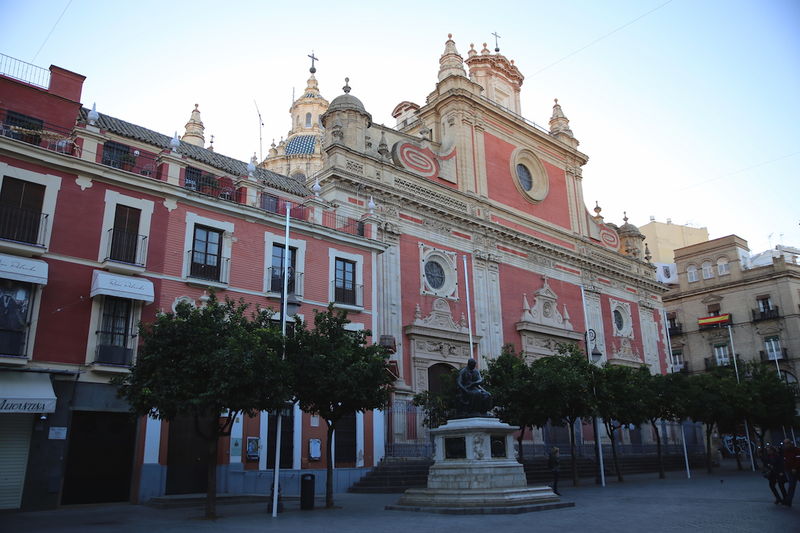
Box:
left=182, top=212, right=234, bottom=286
left=419, top=244, right=458, bottom=299
left=0, top=277, right=42, bottom=362
left=609, top=299, right=634, bottom=338
left=757, top=296, right=773, bottom=312
left=0, top=162, right=62, bottom=253
left=713, top=344, right=730, bottom=365
left=701, top=261, right=713, bottom=279
left=329, top=248, right=364, bottom=310
left=687, top=265, right=698, bottom=283
left=264, top=232, right=306, bottom=298
left=85, top=294, right=143, bottom=372
left=98, top=190, right=154, bottom=269
left=764, top=336, right=781, bottom=360
left=716, top=257, right=730, bottom=276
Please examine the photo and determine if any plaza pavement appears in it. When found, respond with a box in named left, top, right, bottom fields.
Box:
left=2, top=462, right=796, bottom=533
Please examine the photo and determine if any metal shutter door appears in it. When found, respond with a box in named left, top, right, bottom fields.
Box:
left=0, top=414, right=33, bottom=509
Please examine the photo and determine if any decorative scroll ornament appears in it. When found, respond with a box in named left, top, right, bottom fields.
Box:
left=392, top=141, right=440, bottom=179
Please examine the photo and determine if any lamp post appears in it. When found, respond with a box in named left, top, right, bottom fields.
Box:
left=586, top=328, right=606, bottom=487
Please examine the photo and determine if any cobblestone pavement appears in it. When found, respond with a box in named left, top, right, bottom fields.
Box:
left=3, top=465, right=796, bottom=533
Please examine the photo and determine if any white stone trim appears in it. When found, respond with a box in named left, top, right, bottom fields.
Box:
left=182, top=212, right=234, bottom=283
left=97, top=189, right=154, bottom=265
left=0, top=162, right=62, bottom=250
left=263, top=231, right=306, bottom=297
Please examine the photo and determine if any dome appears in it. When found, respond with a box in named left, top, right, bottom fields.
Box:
left=324, top=78, right=372, bottom=125
left=617, top=213, right=642, bottom=236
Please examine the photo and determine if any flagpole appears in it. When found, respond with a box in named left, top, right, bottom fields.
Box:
left=664, top=308, right=690, bottom=478
left=727, top=323, right=755, bottom=472
left=462, top=255, right=474, bottom=359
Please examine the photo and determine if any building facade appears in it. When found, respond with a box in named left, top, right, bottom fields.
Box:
left=0, top=36, right=674, bottom=510
left=664, top=235, right=800, bottom=386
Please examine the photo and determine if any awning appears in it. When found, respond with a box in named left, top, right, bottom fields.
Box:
left=0, top=372, right=57, bottom=413
left=90, top=270, right=154, bottom=303
left=0, top=252, right=48, bottom=285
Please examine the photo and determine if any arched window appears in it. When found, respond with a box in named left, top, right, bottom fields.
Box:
left=717, top=257, right=730, bottom=275
left=305, top=113, right=312, bottom=128
left=687, top=265, right=698, bottom=283
left=702, top=261, right=713, bottom=279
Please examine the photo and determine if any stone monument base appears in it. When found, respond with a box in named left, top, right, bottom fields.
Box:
left=387, top=417, right=573, bottom=514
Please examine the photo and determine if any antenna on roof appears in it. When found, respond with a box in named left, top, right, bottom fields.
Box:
left=254, top=100, right=264, bottom=162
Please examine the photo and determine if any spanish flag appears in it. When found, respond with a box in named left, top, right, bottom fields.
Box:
left=698, top=314, right=731, bottom=327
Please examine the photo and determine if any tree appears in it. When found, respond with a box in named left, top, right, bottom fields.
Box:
left=594, top=364, right=649, bottom=482
left=412, top=368, right=458, bottom=430
left=290, top=304, right=393, bottom=508
left=115, top=294, right=292, bottom=519
left=485, top=345, right=547, bottom=461
left=530, top=344, right=596, bottom=486
left=741, top=361, right=798, bottom=460
left=639, top=371, right=684, bottom=479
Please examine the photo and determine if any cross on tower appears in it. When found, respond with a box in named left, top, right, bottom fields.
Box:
left=492, top=31, right=501, bottom=52
left=308, top=51, right=319, bottom=74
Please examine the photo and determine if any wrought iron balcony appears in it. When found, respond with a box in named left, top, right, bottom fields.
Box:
left=705, top=356, right=730, bottom=370
left=187, top=250, right=230, bottom=283
left=760, top=348, right=787, bottom=362
left=104, top=228, right=147, bottom=267
left=670, top=361, right=689, bottom=373
left=267, top=266, right=304, bottom=295
left=323, top=211, right=366, bottom=237
left=752, top=307, right=780, bottom=322
left=332, top=281, right=363, bottom=307
left=95, top=330, right=134, bottom=366
left=0, top=205, right=48, bottom=247
left=668, top=323, right=683, bottom=336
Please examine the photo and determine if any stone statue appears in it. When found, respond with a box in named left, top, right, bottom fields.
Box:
left=456, top=358, right=493, bottom=417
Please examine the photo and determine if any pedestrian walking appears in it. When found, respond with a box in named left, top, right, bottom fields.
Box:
left=763, top=445, right=787, bottom=505
left=782, top=439, right=800, bottom=507
left=547, top=446, right=560, bottom=496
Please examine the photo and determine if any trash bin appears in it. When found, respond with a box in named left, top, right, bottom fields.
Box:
left=300, top=473, right=315, bottom=510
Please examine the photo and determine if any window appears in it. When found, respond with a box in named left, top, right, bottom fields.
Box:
left=613, top=309, right=625, bottom=331
left=424, top=260, right=446, bottom=290
left=419, top=245, right=458, bottom=298
left=671, top=350, right=685, bottom=371
left=713, top=344, right=730, bottom=365
left=190, top=226, right=222, bottom=281
left=261, top=194, right=279, bottom=213
left=687, top=265, right=698, bottom=283
left=109, top=205, right=142, bottom=264
left=305, top=113, right=312, bottom=128
left=707, top=303, right=721, bottom=316
left=764, top=336, right=781, bottom=361
left=96, top=297, right=133, bottom=365
left=667, top=312, right=678, bottom=329
left=271, top=244, right=297, bottom=293
left=757, top=296, right=773, bottom=313
left=702, top=261, right=713, bottom=279
left=0, top=176, right=45, bottom=245
left=515, top=164, right=532, bottom=191
left=510, top=147, right=549, bottom=202
left=334, top=258, right=357, bottom=305
left=102, top=141, right=132, bottom=169
left=3, top=111, right=43, bottom=145
left=0, top=279, right=33, bottom=357
left=184, top=166, right=200, bottom=191
left=609, top=300, right=633, bottom=337
left=717, top=258, right=730, bottom=275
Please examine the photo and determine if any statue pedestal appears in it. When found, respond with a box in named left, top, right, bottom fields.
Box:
left=388, top=417, right=572, bottom=514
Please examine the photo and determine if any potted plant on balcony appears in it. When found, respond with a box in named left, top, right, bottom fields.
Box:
left=120, top=152, right=137, bottom=171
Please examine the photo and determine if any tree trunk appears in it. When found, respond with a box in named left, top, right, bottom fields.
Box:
left=606, top=423, right=622, bottom=482
left=205, top=418, right=218, bottom=520
left=325, top=422, right=335, bottom=508
left=568, top=420, right=578, bottom=486
left=651, top=420, right=664, bottom=479
left=517, top=426, right=526, bottom=462
left=705, top=424, right=714, bottom=474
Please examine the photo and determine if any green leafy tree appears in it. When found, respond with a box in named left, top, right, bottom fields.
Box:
left=412, top=368, right=458, bottom=429
left=290, top=304, right=393, bottom=508
left=639, top=371, right=684, bottom=479
left=741, top=361, right=798, bottom=461
left=531, top=343, right=595, bottom=486
left=115, top=294, right=291, bottom=519
left=594, top=364, right=650, bottom=482
left=485, top=345, right=546, bottom=461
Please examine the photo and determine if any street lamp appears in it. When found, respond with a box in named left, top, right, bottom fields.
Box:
left=587, top=329, right=603, bottom=363
left=585, top=328, right=605, bottom=487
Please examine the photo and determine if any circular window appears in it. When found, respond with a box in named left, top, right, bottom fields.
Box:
left=516, top=164, right=532, bottom=191
left=613, top=309, right=624, bottom=331
left=510, top=148, right=549, bottom=202
left=424, top=260, right=446, bottom=290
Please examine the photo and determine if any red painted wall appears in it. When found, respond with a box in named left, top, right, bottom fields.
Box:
left=0, top=73, right=82, bottom=132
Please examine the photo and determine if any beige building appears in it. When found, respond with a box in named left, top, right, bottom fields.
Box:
left=640, top=218, right=708, bottom=264
left=664, top=235, right=800, bottom=385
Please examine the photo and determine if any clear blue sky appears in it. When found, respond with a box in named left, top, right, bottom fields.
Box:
left=2, top=0, right=798, bottom=254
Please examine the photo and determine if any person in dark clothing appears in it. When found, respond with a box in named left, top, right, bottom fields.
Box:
left=782, top=440, right=800, bottom=507
left=547, top=446, right=560, bottom=496
left=763, top=445, right=787, bottom=505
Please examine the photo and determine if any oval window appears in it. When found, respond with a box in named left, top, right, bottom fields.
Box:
left=424, top=260, right=446, bottom=290
left=613, top=309, right=625, bottom=331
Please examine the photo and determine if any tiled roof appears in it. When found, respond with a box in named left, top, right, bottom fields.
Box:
left=284, top=135, right=317, bottom=155
left=78, top=108, right=310, bottom=197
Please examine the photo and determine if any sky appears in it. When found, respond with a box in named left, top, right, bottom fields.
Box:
left=1, top=0, right=798, bottom=254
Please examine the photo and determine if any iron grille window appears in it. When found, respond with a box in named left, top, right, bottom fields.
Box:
left=334, top=258, right=356, bottom=305
left=102, top=141, right=131, bottom=169
left=109, top=204, right=141, bottom=263
left=261, top=194, right=279, bottom=213
left=0, top=279, right=33, bottom=357
left=190, top=225, right=222, bottom=281
left=0, top=176, right=45, bottom=244
left=3, top=111, right=43, bottom=145
left=185, top=166, right=201, bottom=190
left=96, top=296, right=133, bottom=365
left=271, top=244, right=296, bottom=293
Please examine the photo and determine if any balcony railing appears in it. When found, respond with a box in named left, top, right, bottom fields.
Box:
left=95, top=342, right=133, bottom=366
left=0, top=329, right=26, bottom=357
left=760, top=348, right=787, bottom=362
left=1, top=110, right=80, bottom=157
left=0, top=205, right=48, bottom=247
left=0, top=53, right=50, bottom=88
left=332, top=281, right=363, bottom=307
left=752, top=307, right=780, bottom=322
left=670, top=361, right=689, bottom=373
left=323, top=211, right=366, bottom=237
left=668, top=323, right=683, bottom=336
left=267, top=266, right=303, bottom=295
left=705, top=357, right=730, bottom=370
left=187, top=250, right=229, bottom=283
left=104, top=228, right=147, bottom=266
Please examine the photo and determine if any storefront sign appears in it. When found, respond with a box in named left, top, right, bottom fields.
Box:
left=0, top=252, right=48, bottom=285
left=90, top=270, right=154, bottom=303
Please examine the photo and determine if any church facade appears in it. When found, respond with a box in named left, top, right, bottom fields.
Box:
left=0, top=36, right=670, bottom=510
